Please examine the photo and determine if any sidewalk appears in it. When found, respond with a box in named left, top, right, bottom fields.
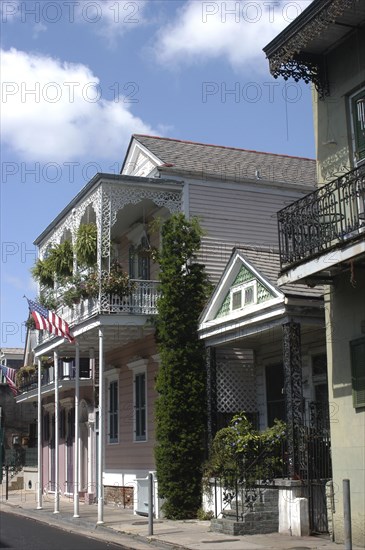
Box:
left=1, top=488, right=364, bottom=550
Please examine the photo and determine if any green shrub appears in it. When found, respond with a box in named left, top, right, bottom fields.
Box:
left=154, top=214, right=211, bottom=519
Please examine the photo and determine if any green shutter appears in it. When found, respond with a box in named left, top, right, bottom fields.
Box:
left=350, top=338, right=365, bottom=408
left=352, top=90, right=365, bottom=162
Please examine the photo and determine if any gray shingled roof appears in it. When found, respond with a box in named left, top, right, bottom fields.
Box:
left=133, top=135, right=316, bottom=188
left=236, top=246, right=323, bottom=298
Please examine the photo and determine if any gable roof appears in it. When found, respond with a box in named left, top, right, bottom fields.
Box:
left=236, top=246, right=323, bottom=298
left=123, top=135, right=316, bottom=188
left=201, top=246, right=323, bottom=323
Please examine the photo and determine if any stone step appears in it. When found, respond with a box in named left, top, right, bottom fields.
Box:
left=9, top=476, right=24, bottom=490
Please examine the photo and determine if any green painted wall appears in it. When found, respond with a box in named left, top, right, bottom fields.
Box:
left=324, top=271, right=365, bottom=547
left=313, top=29, right=365, bottom=184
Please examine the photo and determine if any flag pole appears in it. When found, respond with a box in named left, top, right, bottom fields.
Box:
left=37, top=357, right=43, bottom=509
left=74, top=341, right=80, bottom=518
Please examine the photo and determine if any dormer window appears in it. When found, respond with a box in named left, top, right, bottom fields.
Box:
left=230, top=281, right=257, bottom=312
left=350, top=87, right=365, bottom=165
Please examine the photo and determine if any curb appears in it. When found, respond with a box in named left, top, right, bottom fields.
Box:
left=0, top=501, right=188, bottom=550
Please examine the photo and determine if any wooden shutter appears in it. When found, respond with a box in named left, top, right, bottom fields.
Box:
left=350, top=338, right=365, bottom=408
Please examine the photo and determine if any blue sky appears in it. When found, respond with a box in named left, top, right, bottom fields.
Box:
left=1, top=0, right=315, bottom=349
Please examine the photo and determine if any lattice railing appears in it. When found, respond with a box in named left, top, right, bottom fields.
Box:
left=278, top=164, right=365, bottom=270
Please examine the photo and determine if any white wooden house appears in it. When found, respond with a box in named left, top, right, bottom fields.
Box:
left=19, top=135, right=318, bottom=518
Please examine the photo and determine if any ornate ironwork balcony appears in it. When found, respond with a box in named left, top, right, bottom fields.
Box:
left=278, top=164, right=365, bottom=271
left=37, top=280, right=160, bottom=345
left=18, top=362, right=91, bottom=393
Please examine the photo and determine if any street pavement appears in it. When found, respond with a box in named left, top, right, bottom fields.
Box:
left=1, top=487, right=364, bottom=550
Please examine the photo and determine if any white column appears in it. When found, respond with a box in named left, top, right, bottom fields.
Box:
left=54, top=350, right=59, bottom=513
left=37, top=357, right=43, bottom=509
left=74, top=341, right=80, bottom=517
left=88, top=348, right=95, bottom=496
left=97, top=327, right=104, bottom=524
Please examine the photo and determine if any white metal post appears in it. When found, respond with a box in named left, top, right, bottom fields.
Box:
left=54, top=350, right=59, bottom=513
left=97, top=327, right=104, bottom=524
left=37, top=357, right=43, bottom=509
left=74, top=341, right=80, bottom=517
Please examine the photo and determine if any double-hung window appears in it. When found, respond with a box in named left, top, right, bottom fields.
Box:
left=108, top=380, right=118, bottom=444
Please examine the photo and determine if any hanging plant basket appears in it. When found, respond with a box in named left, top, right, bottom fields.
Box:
left=31, top=258, right=55, bottom=288
left=48, top=241, right=73, bottom=277
left=75, top=223, right=97, bottom=268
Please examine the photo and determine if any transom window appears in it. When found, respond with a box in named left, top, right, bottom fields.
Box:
left=230, top=281, right=257, bottom=312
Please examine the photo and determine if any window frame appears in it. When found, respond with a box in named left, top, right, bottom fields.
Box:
left=127, top=358, right=148, bottom=443
left=134, top=371, right=147, bottom=442
left=108, top=378, right=119, bottom=444
left=350, top=337, right=365, bottom=409
left=349, top=86, right=365, bottom=166
left=230, top=280, right=257, bottom=312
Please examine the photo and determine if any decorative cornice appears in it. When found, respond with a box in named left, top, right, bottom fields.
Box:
left=60, top=397, right=74, bottom=409
left=127, top=357, right=148, bottom=372
left=266, top=0, right=355, bottom=98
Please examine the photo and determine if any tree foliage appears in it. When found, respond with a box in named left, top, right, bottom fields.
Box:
left=154, top=214, right=211, bottom=519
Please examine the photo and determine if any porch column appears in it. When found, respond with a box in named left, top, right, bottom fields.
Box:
left=73, top=341, right=80, bottom=518
left=206, top=346, right=217, bottom=449
left=97, top=327, right=104, bottom=524
left=53, top=350, right=59, bottom=513
left=37, top=357, right=43, bottom=509
left=88, top=348, right=95, bottom=497
left=282, top=322, right=304, bottom=479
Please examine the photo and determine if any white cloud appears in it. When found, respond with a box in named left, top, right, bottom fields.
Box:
left=1, top=48, right=155, bottom=163
left=154, top=0, right=313, bottom=72
left=32, top=22, right=47, bottom=39
left=75, top=0, right=147, bottom=42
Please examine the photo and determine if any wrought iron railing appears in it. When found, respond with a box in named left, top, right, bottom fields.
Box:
left=18, top=364, right=91, bottom=393
left=208, top=441, right=288, bottom=522
left=278, top=164, right=365, bottom=270
left=100, top=279, right=160, bottom=315
left=38, top=280, right=160, bottom=345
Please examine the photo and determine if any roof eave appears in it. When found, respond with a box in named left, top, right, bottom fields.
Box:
left=263, top=0, right=331, bottom=58
left=34, top=174, right=183, bottom=246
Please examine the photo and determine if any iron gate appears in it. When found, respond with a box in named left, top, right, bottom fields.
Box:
left=298, top=402, right=332, bottom=534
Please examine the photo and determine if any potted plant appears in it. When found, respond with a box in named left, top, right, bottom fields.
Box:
left=101, top=261, right=132, bottom=296
left=38, top=290, right=58, bottom=311
left=16, top=365, right=36, bottom=388
left=81, top=270, right=100, bottom=298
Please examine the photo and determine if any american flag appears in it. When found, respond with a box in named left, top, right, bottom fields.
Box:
left=27, top=298, right=75, bottom=343
left=0, top=364, right=19, bottom=396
